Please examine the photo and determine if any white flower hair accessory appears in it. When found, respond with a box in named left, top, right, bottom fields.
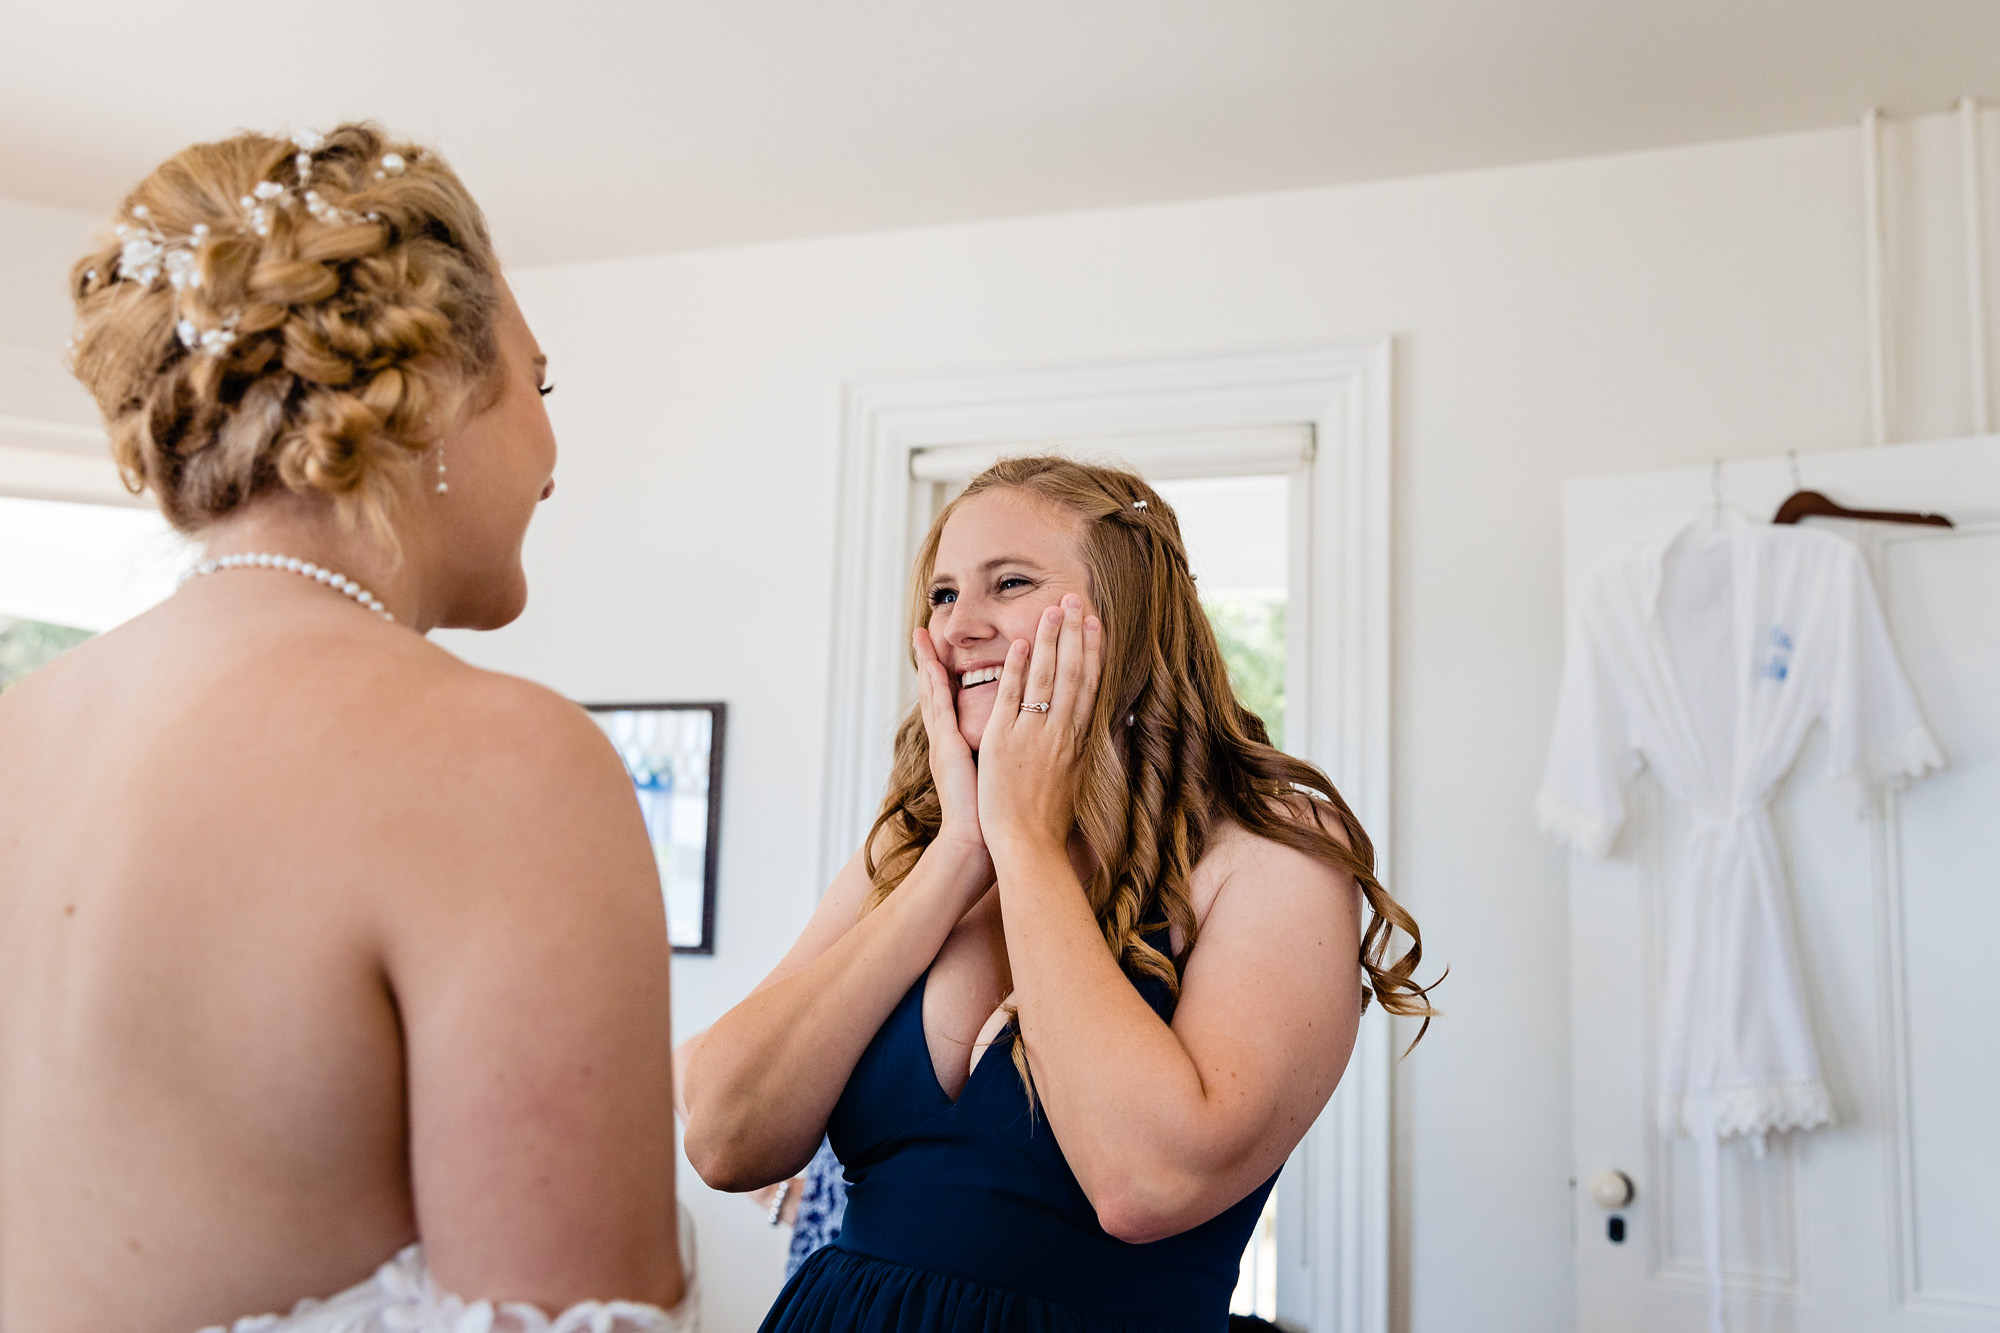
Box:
left=114, top=206, right=206, bottom=289
left=239, top=132, right=379, bottom=236
left=114, top=206, right=232, bottom=352
left=175, top=313, right=238, bottom=355
left=106, top=129, right=395, bottom=357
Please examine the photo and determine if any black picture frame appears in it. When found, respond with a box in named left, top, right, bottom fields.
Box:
left=583, top=701, right=726, bottom=955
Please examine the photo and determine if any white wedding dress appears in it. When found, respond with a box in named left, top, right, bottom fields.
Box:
left=197, top=1207, right=699, bottom=1333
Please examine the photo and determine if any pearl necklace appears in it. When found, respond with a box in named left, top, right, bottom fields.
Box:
left=177, top=552, right=395, bottom=622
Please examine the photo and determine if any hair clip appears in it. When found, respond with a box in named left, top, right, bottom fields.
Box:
left=114, top=219, right=206, bottom=291
left=1132, top=499, right=1148, bottom=510
left=290, top=129, right=326, bottom=192
left=176, top=314, right=238, bottom=355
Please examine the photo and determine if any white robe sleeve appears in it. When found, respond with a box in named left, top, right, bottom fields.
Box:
left=1537, top=581, right=1642, bottom=858
left=1824, top=540, right=1946, bottom=813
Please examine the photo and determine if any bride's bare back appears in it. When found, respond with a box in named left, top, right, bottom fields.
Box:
left=0, top=570, right=684, bottom=1333
left=1, top=124, right=682, bottom=1333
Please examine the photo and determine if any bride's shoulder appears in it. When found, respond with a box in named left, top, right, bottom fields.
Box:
left=341, top=656, right=657, bottom=936
left=279, top=638, right=630, bottom=859
left=372, top=652, right=621, bottom=799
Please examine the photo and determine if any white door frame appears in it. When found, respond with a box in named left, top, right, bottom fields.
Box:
left=819, top=339, right=1395, bottom=1333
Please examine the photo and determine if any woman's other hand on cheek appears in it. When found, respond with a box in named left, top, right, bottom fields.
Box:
left=913, top=626, right=993, bottom=880
left=976, top=596, right=1102, bottom=862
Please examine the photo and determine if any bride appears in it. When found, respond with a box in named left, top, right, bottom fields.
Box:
left=0, top=125, right=691, bottom=1332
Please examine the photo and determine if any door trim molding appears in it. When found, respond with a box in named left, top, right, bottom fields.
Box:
left=1876, top=519, right=2000, bottom=1322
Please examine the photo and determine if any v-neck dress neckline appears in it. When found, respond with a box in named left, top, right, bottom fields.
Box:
left=915, top=968, right=1012, bottom=1109
left=758, top=926, right=1278, bottom=1333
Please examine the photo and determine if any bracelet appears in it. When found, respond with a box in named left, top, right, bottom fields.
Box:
left=767, top=1178, right=792, bottom=1226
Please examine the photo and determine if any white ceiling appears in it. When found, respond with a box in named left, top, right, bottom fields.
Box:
left=2, top=1, right=1996, bottom=267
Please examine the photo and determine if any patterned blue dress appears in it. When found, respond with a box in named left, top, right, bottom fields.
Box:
left=786, top=1139, right=848, bottom=1279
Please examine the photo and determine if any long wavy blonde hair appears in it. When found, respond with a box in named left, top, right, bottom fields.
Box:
left=866, top=456, right=1435, bottom=1089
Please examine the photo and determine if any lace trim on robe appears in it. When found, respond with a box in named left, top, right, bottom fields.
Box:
left=1838, top=722, right=1948, bottom=817
left=1663, top=1077, right=1834, bottom=1142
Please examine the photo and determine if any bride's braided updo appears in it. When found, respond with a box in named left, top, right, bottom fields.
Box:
left=67, top=123, right=500, bottom=539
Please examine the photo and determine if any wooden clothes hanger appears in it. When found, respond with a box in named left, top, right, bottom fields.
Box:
left=1770, top=452, right=1955, bottom=528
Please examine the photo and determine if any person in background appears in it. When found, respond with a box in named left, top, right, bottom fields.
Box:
left=0, top=124, right=692, bottom=1333
left=778, top=1140, right=849, bottom=1278
left=684, top=456, right=1435, bottom=1333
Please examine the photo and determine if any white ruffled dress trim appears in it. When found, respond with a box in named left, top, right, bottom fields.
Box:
left=200, top=1210, right=698, bottom=1333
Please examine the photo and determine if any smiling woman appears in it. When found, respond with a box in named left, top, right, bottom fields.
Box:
left=684, top=455, right=1434, bottom=1333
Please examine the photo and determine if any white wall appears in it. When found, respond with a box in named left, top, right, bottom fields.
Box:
left=6, top=111, right=1988, bottom=1333
left=0, top=194, right=95, bottom=349
left=440, top=119, right=1949, bottom=1333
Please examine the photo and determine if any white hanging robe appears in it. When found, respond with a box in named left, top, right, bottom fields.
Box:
left=1538, top=514, right=1944, bottom=1332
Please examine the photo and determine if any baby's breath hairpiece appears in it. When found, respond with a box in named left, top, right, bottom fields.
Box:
left=241, top=131, right=379, bottom=235
left=106, top=129, right=394, bottom=358
left=112, top=206, right=236, bottom=354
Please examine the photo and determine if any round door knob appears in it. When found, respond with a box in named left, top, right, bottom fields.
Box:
left=1589, top=1169, right=1635, bottom=1209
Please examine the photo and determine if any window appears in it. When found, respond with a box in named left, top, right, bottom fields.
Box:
left=1154, top=473, right=1290, bottom=750
left=0, top=615, right=93, bottom=691
left=0, top=495, right=185, bottom=687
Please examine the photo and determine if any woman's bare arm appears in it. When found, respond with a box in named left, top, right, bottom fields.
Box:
left=978, top=598, right=1364, bottom=1243
left=684, top=625, right=998, bottom=1193
left=996, top=826, right=1362, bottom=1242
left=680, top=833, right=989, bottom=1192
left=376, top=671, right=685, bottom=1310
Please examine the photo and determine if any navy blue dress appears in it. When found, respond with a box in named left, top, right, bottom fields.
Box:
left=758, top=944, right=1278, bottom=1333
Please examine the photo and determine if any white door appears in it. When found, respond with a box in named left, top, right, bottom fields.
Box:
left=1563, top=435, right=2000, bottom=1332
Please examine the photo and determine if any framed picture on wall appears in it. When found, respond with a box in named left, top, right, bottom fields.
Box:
left=584, top=701, right=725, bottom=955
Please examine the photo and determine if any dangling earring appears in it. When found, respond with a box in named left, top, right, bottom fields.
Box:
left=1126, top=713, right=1136, bottom=728
left=434, top=441, right=448, bottom=495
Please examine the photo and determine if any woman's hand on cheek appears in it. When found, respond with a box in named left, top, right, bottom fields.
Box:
left=913, top=628, right=990, bottom=875
left=976, top=595, right=1102, bottom=863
